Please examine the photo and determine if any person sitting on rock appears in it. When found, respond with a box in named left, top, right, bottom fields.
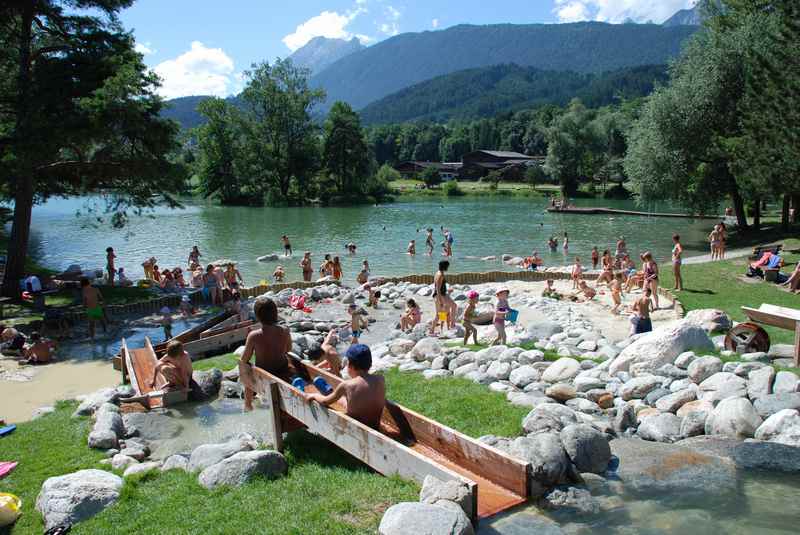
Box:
left=306, top=343, right=385, bottom=430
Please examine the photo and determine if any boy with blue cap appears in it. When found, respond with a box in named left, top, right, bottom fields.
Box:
left=306, top=343, right=385, bottom=429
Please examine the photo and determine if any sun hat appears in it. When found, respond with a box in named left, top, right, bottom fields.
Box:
left=495, top=287, right=510, bottom=295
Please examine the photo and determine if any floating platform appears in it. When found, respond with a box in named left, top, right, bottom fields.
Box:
left=238, top=356, right=531, bottom=522
left=546, top=207, right=721, bottom=219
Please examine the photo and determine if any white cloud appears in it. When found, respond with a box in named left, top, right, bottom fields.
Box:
left=380, top=5, right=401, bottom=36
left=134, top=42, right=154, bottom=55
left=282, top=2, right=371, bottom=52
left=432, top=18, right=439, bottom=29
left=154, top=41, right=237, bottom=99
left=552, top=0, right=695, bottom=24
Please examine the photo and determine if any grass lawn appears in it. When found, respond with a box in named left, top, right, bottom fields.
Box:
left=659, top=238, right=800, bottom=346
left=390, top=179, right=554, bottom=198
left=1, top=364, right=526, bottom=533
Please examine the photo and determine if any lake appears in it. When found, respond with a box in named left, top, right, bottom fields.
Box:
left=27, top=196, right=720, bottom=284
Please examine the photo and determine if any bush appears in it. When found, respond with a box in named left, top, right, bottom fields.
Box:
left=420, top=167, right=442, bottom=187
left=442, top=180, right=464, bottom=196
left=376, top=164, right=402, bottom=183
left=604, top=184, right=632, bottom=199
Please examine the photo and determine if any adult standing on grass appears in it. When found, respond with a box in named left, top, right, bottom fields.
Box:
left=708, top=225, right=722, bottom=260
left=672, top=234, right=684, bottom=291
left=643, top=252, right=660, bottom=309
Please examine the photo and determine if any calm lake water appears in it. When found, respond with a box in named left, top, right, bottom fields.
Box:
left=28, top=196, right=720, bottom=284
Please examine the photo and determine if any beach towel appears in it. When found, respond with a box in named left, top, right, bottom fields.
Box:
left=288, top=295, right=306, bottom=310
left=0, top=462, right=17, bottom=479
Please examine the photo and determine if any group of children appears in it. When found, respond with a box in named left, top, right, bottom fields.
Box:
left=1, top=327, right=57, bottom=364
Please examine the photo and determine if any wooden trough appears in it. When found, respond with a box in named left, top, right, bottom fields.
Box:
left=238, top=356, right=531, bottom=522
left=731, top=304, right=800, bottom=367
left=120, top=337, right=188, bottom=409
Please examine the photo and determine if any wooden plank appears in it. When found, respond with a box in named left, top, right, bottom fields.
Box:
left=238, top=362, right=477, bottom=512
left=200, top=319, right=254, bottom=339
left=263, top=378, right=284, bottom=452
left=153, top=310, right=235, bottom=355
left=183, top=323, right=258, bottom=358
left=759, top=304, right=800, bottom=322
left=200, top=315, right=242, bottom=336
left=795, top=322, right=800, bottom=368
left=742, top=306, right=798, bottom=331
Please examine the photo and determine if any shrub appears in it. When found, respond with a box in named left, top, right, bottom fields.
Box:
left=443, top=180, right=464, bottom=196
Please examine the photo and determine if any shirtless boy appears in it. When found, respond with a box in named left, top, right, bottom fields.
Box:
left=632, top=287, right=654, bottom=334
left=273, top=265, right=285, bottom=282
left=282, top=235, right=292, bottom=257
left=425, top=228, right=435, bottom=255
left=106, top=247, right=116, bottom=286
left=24, top=332, right=57, bottom=364
left=609, top=278, right=622, bottom=314
left=348, top=303, right=368, bottom=343
left=306, top=344, right=386, bottom=429
left=81, top=278, right=106, bottom=338
left=241, top=298, right=294, bottom=411
left=150, top=340, right=193, bottom=392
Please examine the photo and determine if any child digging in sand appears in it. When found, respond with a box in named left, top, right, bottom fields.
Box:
left=542, top=279, right=562, bottom=299
left=306, top=344, right=386, bottom=429
left=491, top=287, right=510, bottom=346
left=400, top=299, right=422, bottom=331
left=462, top=290, right=479, bottom=345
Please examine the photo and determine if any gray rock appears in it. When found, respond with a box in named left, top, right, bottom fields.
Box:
left=419, top=475, right=473, bottom=518
left=732, top=440, right=800, bottom=473
left=537, top=485, right=600, bottom=515
left=498, top=347, right=524, bottom=363
left=699, top=372, right=747, bottom=398
left=752, top=392, right=800, bottom=418
left=36, top=469, right=123, bottom=530
left=680, top=411, right=708, bottom=437
left=122, top=412, right=181, bottom=441
left=747, top=366, right=775, bottom=400
left=518, top=350, right=545, bottom=365
left=573, top=375, right=607, bottom=393
left=542, top=358, right=581, bottom=383
left=431, top=355, right=448, bottom=370
left=379, top=502, right=473, bottom=535
left=453, top=362, right=478, bottom=377
left=111, top=454, right=138, bottom=470
left=72, top=387, right=120, bottom=417
left=674, top=351, right=697, bottom=370
left=410, top=337, right=443, bottom=362
left=657, top=364, right=689, bottom=379
left=741, top=351, right=769, bottom=363
left=754, top=409, right=800, bottom=446
left=161, top=454, right=189, bottom=472
left=566, top=398, right=602, bottom=415
left=188, top=436, right=257, bottom=472
left=619, top=376, right=663, bottom=401
left=191, top=368, right=223, bottom=401
left=610, top=438, right=737, bottom=498
left=487, top=361, right=512, bottom=381
left=221, top=380, right=244, bottom=399
left=545, top=383, right=577, bottom=402
left=223, top=367, right=240, bottom=382
left=559, top=424, right=611, bottom=474
left=655, top=388, right=697, bottom=413
left=773, top=371, right=800, bottom=394
left=644, top=387, right=672, bottom=406
left=522, top=403, right=579, bottom=434
left=423, top=369, right=452, bottom=380
left=118, top=445, right=148, bottom=462
left=123, top=461, right=160, bottom=478
left=510, top=433, right=570, bottom=496
left=609, top=323, right=714, bottom=376
left=88, top=403, right=124, bottom=450
left=734, top=362, right=766, bottom=377
left=684, top=309, right=732, bottom=333
left=687, top=356, right=723, bottom=384
left=475, top=345, right=508, bottom=365
left=198, top=450, right=287, bottom=489
left=527, top=320, right=563, bottom=341
left=638, top=413, right=682, bottom=443
left=705, top=397, right=763, bottom=439
left=507, top=392, right=554, bottom=409
left=509, top=365, right=540, bottom=388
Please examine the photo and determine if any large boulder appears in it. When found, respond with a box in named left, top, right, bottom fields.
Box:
left=190, top=368, right=223, bottom=401
left=509, top=365, right=540, bottom=388
left=773, top=371, right=800, bottom=394
left=475, top=346, right=508, bottom=366
left=698, top=372, right=747, bottom=403
left=610, top=438, right=737, bottom=498
left=732, top=440, right=800, bottom=473
left=509, top=433, right=570, bottom=496
left=87, top=403, right=124, bottom=450
left=655, top=388, right=697, bottom=413
left=486, top=361, right=512, bottom=381
left=684, top=309, right=733, bottom=333
left=705, top=397, right=763, bottom=439
left=541, top=358, right=581, bottom=383
left=537, top=485, right=600, bottom=515
left=747, top=366, right=775, bottom=400
left=687, top=356, right=723, bottom=384
left=72, top=388, right=120, bottom=417
left=123, top=461, right=161, bottom=479
left=522, top=404, right=579, bottom=434
left=379, top=502, right=473, bottom=535
left=609, top=323, right=714, bottom=376
left=419, top=475, right=473, bottom=518
left=754, top=409, right=800, bottom=447
left=559, top=424, right=611, bottom=474
left=188, top=435, right=257, bottom=472
left=198, top=450, right=287, bottom=489
left=409, top=338, right=442, bottom=362
left=753, top=392, right=800, bottom=418
left=637, top=413, right=682, bottom=443
left=36, top=469, right=123, bottom=530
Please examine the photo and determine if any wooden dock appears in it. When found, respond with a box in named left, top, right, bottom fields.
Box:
left=546, top=207, right=721, bottom=219
left=238, top=356, right=531, bottom=521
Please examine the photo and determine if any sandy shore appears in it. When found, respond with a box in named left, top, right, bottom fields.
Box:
left=0, top=358, right=119, bottom=423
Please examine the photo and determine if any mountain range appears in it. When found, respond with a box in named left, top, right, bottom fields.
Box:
left=162, top=13, right=699, bottom=129
left=662, top=3, right=704, bottom=27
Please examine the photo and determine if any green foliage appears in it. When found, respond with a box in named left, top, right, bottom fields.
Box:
left=486, top=170, right=503, bottom=187
left=0, top=1, right=187, bottom=295
left=442, top=180, right=464, bottom=196
left=359, top=64, right=668, bottom=125
left=419, top=167, right=442, bottom=187
left=544, top=100, right=597, bottom=196
left=524, top=165, right=547, bottom=189
left=376, top=164, right=401, bottom=183
left=322, top=101, right=372, bottom=200
left=195, top=98, right=247, bottom=204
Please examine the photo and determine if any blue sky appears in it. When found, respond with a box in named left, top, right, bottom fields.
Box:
left=119, top=0, right=695, bottom=98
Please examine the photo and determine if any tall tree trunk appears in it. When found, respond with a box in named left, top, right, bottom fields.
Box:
left=731, top=188, right=748, bottom=230
left=782, top=193, right=790, bottom=231
left=752, top=198, right=761, bottom=231
left=2, top=6, right=34, bottom=297
left=792, top=194, right=800, bottom=223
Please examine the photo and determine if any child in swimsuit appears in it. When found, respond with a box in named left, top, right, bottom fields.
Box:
left=575, top=280, right=597, bottom=302
left=24, top=332, right=56, bottom=364
left=281, top=236, right=292, bottom=257
left=81, top=277, right=106, bottom=338
left=273, top=265, right=285, bottom=282
left=591, top=247, right=599, bottom=270
left=106, top=247, right=116, bottom=286
left=400, top=299, right=422, bottom=331
left=610, top=279, right=622, bottom=314
left=571, top=257, right=583, bottom=289
left=491, top=288, right=510, bottom=346
left=348, top=304, right=368, bottom=343
left=462, top=291, right=479, bottom=345
left=160, top=306, right=173, bottom=340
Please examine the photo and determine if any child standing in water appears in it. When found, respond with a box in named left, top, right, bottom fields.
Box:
left=106, top=247, right=116, bottom=286
left=591, top=246, right=599, bottom=270
left=273, top=265, right=285, bottom=282
left=281, top=235, right=292, bottom=257
left=571, top=257, right=583, bottom=289
left=491, top=287, right=510, bottom=346
left=563, top=232, right=569, bottom=251
left=348, top=304, right=368, bottom=344
left=81, top=278, right=106, bottom=338
left=300, top=252, right=313, bottom=282
left=462, top=290, right=479, bottom=345
left=425, top=228, right=435, bottom=255
left=160, top=306, right=173, bottom=340
left=332, top=256, right=343, bottom=281
left=407, top=240, right=416, bottom=255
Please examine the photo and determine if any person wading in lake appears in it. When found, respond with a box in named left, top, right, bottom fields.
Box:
left=300, top=252, right=313, bottom=282
left=241, top=298, right=294, bottom=411
left=672, top=234, right=683, bottom=291
left=282, top=235, right=292, bottom=257
left=431, top=260, right=456, bottom=333
left=425, top=228, right=434, bottom=255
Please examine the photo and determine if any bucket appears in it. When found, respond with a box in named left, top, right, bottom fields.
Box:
left=506, top=308, right=519, bottom=323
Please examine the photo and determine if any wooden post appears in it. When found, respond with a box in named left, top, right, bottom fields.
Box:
left=794, top=322, right=800, bottom=368
left=265, top=381, right=284, bottom=452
